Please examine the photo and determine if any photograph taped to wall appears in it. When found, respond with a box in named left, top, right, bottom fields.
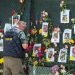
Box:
left=12, top=15, right=20, bottom=26
left=33, top=44, right=41, bottom=57
left=51, top=32, right=60, bottom=43
left=58, top=48, right=67, bottom=63
left=46, top=48, right=54, bottom=62
left=63, top=29, right=71, bottom=43
left=70, top=46, right=75, bottom=61
left=0, top=32, right=3, bottom=51
left=60, top=9, right=70, bottom=23
left=42, top=22, right=48, bottom=37
left=74, top=25, right=75, bottom=34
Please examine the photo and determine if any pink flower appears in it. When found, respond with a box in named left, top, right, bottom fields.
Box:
left=38, top=52, right=42, bottom=58
left=50, top=65, right=59, bottom=74
left=28, top=29, right=32, bottom=34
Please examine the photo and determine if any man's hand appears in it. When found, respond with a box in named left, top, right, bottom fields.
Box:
left=22, top=43, right=28, bottom=49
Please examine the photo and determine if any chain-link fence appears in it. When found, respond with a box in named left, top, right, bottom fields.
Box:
left=29, top=66, right=52, bottom=75
left=0, top=65, right=75, bottom=75
left=29, top=65, right=75, bottom=75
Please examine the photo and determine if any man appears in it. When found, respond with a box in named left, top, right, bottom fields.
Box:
left=3, top=21, right=28, bottom=75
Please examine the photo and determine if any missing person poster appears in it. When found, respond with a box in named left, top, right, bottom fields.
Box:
left=60, top=9, right=70, bottom=23
left=42, top=22, right=48, bottom=37
left=46, top=48, right=54, bottom=62
left=0, top=32, right=3, bottom=51
left=58, top=48, right=67, bottom=63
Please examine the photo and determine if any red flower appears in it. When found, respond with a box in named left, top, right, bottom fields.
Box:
left=0, top=29, right=4, bottom=32
left=11, top=9, right=15, bottom=16
left=41, top=45, right=46, bottom=51
left=28, top=29, right=32, bottom=34
left=38, top=52, right=42, bottom=58
left=25, top=42, right=34, bottom=53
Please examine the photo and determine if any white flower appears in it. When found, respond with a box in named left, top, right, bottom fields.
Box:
left=0, top=33, right=3, bottom=38
left=71, top=18, right=75, bottom=23
left=60, top=1, right=64, bottom=7
left=60, top=4, right=63, bottom=7
left=54, top=43, right=57, bottom=47
left=61, top=1, right=64, bottom=4
left=55, top=71, right=59, bottom=75
left=45, top=12, right=48, bottom=16
left=60, top=69, right=66, bottom=73
left=25, top=53, right=28, bottom=57
left=71, top=18, right=74, bottom=21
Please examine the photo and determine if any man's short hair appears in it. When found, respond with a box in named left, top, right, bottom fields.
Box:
left=13, top=15, right=20, bottom=20
left=13, top=16, right=19, bottom=19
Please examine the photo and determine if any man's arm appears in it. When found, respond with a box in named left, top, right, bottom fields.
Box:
left=19, top=31, right=28, bottom=49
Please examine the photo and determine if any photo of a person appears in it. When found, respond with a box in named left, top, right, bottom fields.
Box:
left=46, top=48, right=54, bottom=62
left=42, top=22, right=48, bottom=37
left=60, top=9, right=70, bottom=23
left=60, top=51, right=66, bottom=60
left=34, top=47, right=40, bottom=56
left=71, top=46, right=75, bottom=57
left=43, top=25, right=48, bottom=32
left=64, top=33, right=69, bottom=39
left=63, top=29, right=72, bottom=43
left=0, top=32, right=3, bottom=51
left=72, top=47, right=75, bottom=57
left=53, top=32, right=58, bottom=39
left=70, top=46, right=75, bottom=61
left=33, top=44, right=41, bottom=57
left=58, top=48, right=67, bottom=63
left=51, top=32, right=60, bottom=43
left=48, top=51, right=53, bottom=59
left=62, top=15, right=67, bottom=22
